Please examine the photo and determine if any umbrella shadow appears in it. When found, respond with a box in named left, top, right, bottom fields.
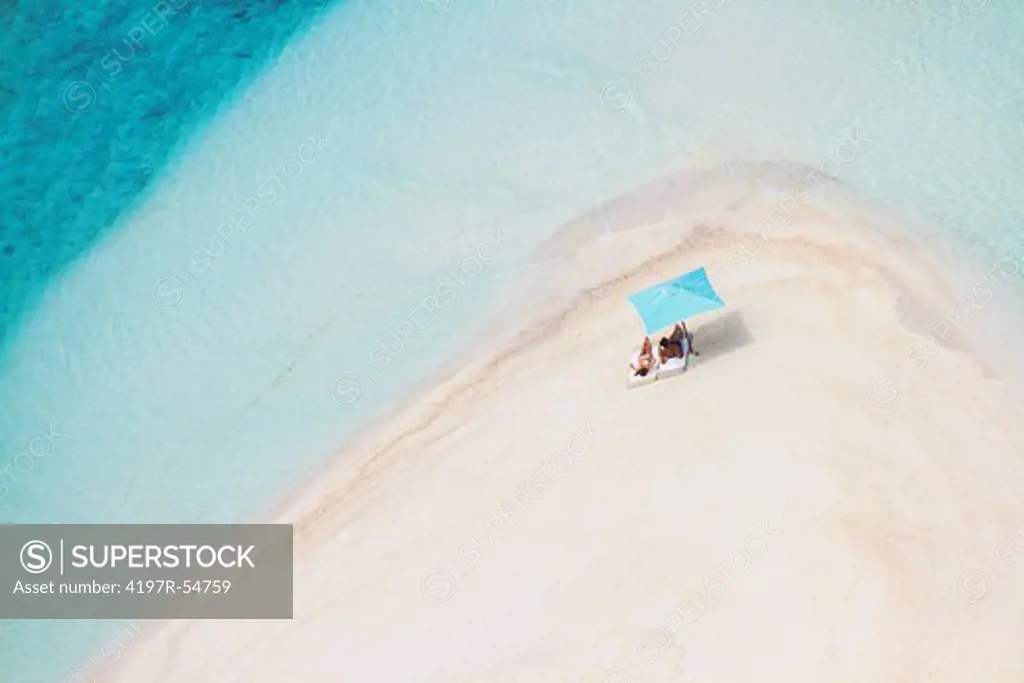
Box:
left=691, top=311, right=752, bottom=364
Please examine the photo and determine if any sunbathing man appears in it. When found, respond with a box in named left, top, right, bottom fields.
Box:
left=658, top=336, right=684, bottom=364
left=670, top=322, right=699, bottom=357
left=631, top=337, right=656, bottom=377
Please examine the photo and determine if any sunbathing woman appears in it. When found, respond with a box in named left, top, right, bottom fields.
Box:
left=631, top=337, right=656, bottom=377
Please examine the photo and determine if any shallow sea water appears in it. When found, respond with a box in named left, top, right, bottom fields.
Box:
left=2, top=0, right=1024, bottom=680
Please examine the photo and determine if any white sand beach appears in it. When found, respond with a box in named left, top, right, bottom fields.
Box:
left=95, top=167, right=1024, bottom=682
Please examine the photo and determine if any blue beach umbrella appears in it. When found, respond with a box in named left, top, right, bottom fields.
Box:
left=628, top=267, right=726, bottom=335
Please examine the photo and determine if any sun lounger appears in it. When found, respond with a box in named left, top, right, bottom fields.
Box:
left=657, top=354, right=687, bottom=378
left=626, top=350, right=688, bottom=389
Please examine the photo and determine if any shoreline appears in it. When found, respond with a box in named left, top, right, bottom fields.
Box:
left=87, top=162, right=1024, bottom=682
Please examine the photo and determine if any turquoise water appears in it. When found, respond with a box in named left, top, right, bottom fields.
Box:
left=0, top=0, right=334, bottom=354
left=2, top=1, right=1024, bottom=681
left=1, top=0, right=337, bottom=679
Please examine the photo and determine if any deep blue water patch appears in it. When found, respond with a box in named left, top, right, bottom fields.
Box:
left=0, top=0, right=338, bottom=360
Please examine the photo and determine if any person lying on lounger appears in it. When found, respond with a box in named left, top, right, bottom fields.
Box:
left=669, top=322, right=698, bottom=357
left=658, top=336, right=684, bottom=364
left=631, top=337, right=656, bottom=377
